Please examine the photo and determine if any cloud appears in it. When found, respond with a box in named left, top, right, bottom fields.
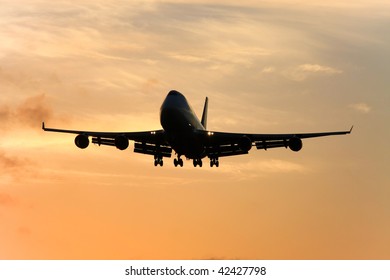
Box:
left=0, top=93, right=59, bottom=130
left=0, top=149, right=32, bottom=182
left=15, top=94, right=53, bottom=128
left=0, top=150, right=27, bottom=170
left=249, top=159, right=306, bottom=173
left=206, top=159, right=307, bottom=179
left=348, top=103, right=371, bottom=113
left=297, top=64, right=342, bottom=74
left=0, top=149, right=34, bottom=183
left=285, top=64, right=343, bottom=81
left=261, top=67, right=276, bottom=74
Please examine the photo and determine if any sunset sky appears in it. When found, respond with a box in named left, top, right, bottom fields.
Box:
left=1, top=0, right=389, bottom=259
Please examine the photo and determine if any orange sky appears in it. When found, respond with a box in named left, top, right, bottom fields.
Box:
left=1, top=0, right=389, bottom=259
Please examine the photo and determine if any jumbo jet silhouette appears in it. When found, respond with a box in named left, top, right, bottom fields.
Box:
left=43, top=90, right=352, bottom=167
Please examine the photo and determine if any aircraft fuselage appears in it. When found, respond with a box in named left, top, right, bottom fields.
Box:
left=160, top=90, right=206, bottom=159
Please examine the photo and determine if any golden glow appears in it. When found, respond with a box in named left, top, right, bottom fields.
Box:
left=0, top=0, right=389, bottom=260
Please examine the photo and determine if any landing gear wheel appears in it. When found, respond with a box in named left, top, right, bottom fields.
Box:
left=193, top=159, right=202, bottom=167
left=210, top=158, right=219, bottom=167
left=174, top=157, right=184, bottom=167
left=154, top=156, right=163, bottom=167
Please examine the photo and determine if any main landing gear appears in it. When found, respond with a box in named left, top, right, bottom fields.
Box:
left=173, top=157, right=184, bottom=167
left=210, top=158, right=219, bottom=167
left=154, top=155, right=163, bottom=166
left=193, top=159, right=203, bottom=167
left=155, top=156, right=219, bottom=168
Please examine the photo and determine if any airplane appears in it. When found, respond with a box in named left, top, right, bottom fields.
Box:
left=42, top=90, right=353, bottom=167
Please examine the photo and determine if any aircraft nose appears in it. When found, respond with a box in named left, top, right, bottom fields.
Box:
left=167, top=90, right=183, bottom=97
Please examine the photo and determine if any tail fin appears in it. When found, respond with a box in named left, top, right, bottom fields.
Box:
left=201, top=97, right=208, bottom=129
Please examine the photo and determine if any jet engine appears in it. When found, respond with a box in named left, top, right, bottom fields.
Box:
left=75, top=134, right=89, bottom=149
left=238, top=136, right=252, bottom=152
left=115, top=135, right=129, bottom=150
left=288, top=137, right=303, bottom=152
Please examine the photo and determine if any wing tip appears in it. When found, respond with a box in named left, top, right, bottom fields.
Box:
left=349, top=125, right=354, bottom=133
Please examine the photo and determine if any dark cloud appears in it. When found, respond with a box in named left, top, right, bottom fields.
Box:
left=0, top=93, right=54, bottom=130
left=15, top=93, right=53, bottom=128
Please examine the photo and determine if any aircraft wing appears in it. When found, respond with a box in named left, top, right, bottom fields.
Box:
left=197, top=126, right=353, bottom=158
left=42, top=122, right=172, bottom=157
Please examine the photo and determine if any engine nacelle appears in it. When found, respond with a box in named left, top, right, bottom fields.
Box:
left=238, top=136, right=252, bottom=152
left=288, top=137, right=303, bottom=152
left=75, top=134, right=89, bottom=149
left=115, top=135, right=129, bottom=150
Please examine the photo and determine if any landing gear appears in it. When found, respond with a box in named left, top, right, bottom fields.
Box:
left=154, top=155, right=163, bottom=167
left=193, top=159, right=203, bottom=167
left=174, top=157, right=184, bottom=167
left=210, top=158, right=219, bottom=167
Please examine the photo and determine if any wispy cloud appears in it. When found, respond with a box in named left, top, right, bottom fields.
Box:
left=15, top=94, right=53, bottom=128
left=285, top=64, right=343, bottom=81
left=0, top=150, right=27, bottom=171
left=0, top=149, right=35, bottom=183
left=205, top=159, right=307, bottom=180
left=0, top=93, right=72, bottom=131
left=261, top=67, right=276, bottom=74
left=297, top=64, right=342, bottom=74
left=239, top=159, right=306, bottom=174
left=348, top=102, right=372, bottom=113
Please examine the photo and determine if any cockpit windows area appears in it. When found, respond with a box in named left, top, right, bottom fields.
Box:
left=168, top=90, right=182, bottom=96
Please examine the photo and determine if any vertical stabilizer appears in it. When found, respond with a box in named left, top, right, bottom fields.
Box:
left=201, top=97, right=208, bottom=129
